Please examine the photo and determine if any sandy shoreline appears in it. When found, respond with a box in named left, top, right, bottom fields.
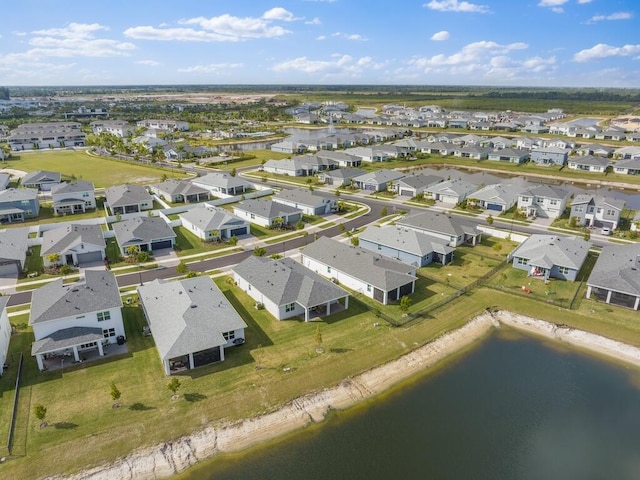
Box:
left=50, top=311, right=640, bottom=480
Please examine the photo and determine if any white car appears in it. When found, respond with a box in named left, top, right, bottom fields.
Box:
left=601, top=227, right=611, bottom=236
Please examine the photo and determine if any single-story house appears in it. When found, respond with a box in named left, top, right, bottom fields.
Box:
left=0, top=227, right=29, bottom=276
left=614, top=146, right=640, bottom=160
left=233, top=199, right=303, bottom=228
left=112, top=216, right=176, bottom=256
left=148, top=179, right=210, bottom=204
left=232, top=255, right=350, bottom=322
left=105, top=184, right=154, bottom=215
left=41, top=224, right=106, bottom=267
left=517, top=185, right=570, bottom=219
left=301, top=236, right=417, bottom=305
left=0, top=297, right=10, bottom=376
left=179, top=204, right=250, bottom=241
left=453, top=145, right=492, bottom=160
left=586, top=244, right=640, bottom=310
left=51, top=180, right=96, bottom=215
left=191, top=173, right=251, bottom=197
left=507, top=234, right=591, bottom=282
left=487, top=148, right=529, bottom=164
left=570, top=194, right=625, bottom=230
left=396, top=210, right=481, bottom=247
left=138, top=276, right=248, bottom=375
left=270, top=140, right=308, bottom=154
left=352, top=170, right=405, bottom=192
left=576, top=143, right=613, bottom=157
left=613, top=158, right=640, bottom=175
left=392, top=174, right=444, bottom=197
left=29, top=271, right=124, bottom=371
left=315, top=151, right=362, bottom=167
left=318, top=167, right=366, bottom=187
left=272, top=188, right=338, bottom=216
left=567, top=155, right=610, bottom=173
left=468, top=183, right=520, bottom=212
left=344, top=146, right=389, bottom=163
left=358, top=225, right=455, bottom=267
left=0, top=188, right=40, bottom=223
left=424, top=179, right=478, bottom=205
left=263, top=156, right=338, bottom=177
left=529, top=147, right=568, bottom=166
left=21, top=170, right=61, bottom=191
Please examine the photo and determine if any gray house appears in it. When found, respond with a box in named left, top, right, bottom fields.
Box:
left=530, top=147, right=568, bottom=166
left=396, top=210, right=481, bottom=247
left=148, top=179, right=210, bottom=204
left=487, top=148, right=529, bottom=164
left=301, top=236, right=417, bottom=305
left=613, top=158, right=640, bottom=175
left=569, top=194, right=625, bottom=230
left=105, top=184, right=154, bottom=215
left=517, top=185, right=570, bottom=219
left=41, top=224, right=106, bottom=267
left=112, top=216, right=176, bottom=255
left=272, top=188, right=337, bottom=216
left=586, top=244, right=640, bottom=310
left=21, top=170, right=61, bottom=191
left=424, top=179, right=478, bottom=205
left=0, top=227, right=29, bottom=276
left=233, top=199, right=303, bottom=228
left=318, top=167, right=365, bottom=186
left=508, top=234, right=591, bottom=282
left=358, top=225, right=455, bottom=267
left=51, top=180, right=96, bottom=215
left=179, top=204, right=249, bottom=241
left=468, top=183, right=520, bottom=212
left=0, top=188, right=40, bottom=223
left=138, top=276, right=248, bottom=375
left=567, top=155, right=610, bottom=173
left=392, top=174, right=444, bottom=197
left=191, top=173, right=251, bottom=197
left=352, top=170, right=405, bottom=192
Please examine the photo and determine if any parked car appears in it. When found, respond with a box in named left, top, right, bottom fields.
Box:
left=601, top=227, right=611, bottom=236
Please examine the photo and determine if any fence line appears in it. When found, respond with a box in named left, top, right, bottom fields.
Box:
left=3, top=352, right=24, bottom=456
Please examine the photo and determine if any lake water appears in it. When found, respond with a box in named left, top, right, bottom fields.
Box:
left=178, top=330, right=640, bottom=480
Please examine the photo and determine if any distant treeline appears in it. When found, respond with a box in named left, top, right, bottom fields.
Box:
left=0, top=87, right=9, bottom=100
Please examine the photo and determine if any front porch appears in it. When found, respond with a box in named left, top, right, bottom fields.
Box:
left=53, top=200, right=88, bottom=215
left=0, top=208, right=26, bottom=224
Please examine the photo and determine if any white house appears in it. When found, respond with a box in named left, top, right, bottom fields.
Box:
left=51, top=180, right=96, bottom=215
left=179, top=204, right=250, bottom=241
left=233, top=199, right=303, bottom=228
left=272, top=188, right=337, bottom=216
left=517, top=185, right=570, bottom=219
left=29, top=271, right=124, bottom=371
left=41, top=224, right=106, bottom=267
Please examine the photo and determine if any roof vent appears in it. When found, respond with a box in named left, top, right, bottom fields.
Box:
left=190, top=304, right=197, bottom=308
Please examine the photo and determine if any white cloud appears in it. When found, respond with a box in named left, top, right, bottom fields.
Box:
left=588, top=12, right=633, bottom=23
left=331, top=32, right=368, bottom=41
left=177, top=63, right=243, bottom=73
left=431, top=31, right=450, bottom=41
left=33, top=23, right=109, bottom=39
left=262, top=7, right=298, bottom=22
left=574, top=43, right=640, bottom=62
left=538, top=0, right=567, bottom=13
left=125, top=12, right=292, bottom=42
left=411, top=40, right=528, bottom=67
left=424, top=0, right=490, bottom=13
left=316, top=35, right=327, bottom=40
left=577, top=0, right=592, bottom=3
left=272, top=54, right=385, bottom=77
left=137, top=60, right=161, bottom=67
left=305, top=17, right=322, bottom=25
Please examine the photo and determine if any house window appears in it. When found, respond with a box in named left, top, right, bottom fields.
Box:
left=285, top=302, right=296, bottom=312
left=549, top=200, right=558, bottom=205
left=606, top=209, right=616, bottom=216
left=517, top=257, right=529, bottom=265
left=366, top=284, right=372, bottom=292
left=97, top=311, right=111, bottom=322
left=103, top=328, right=116, bottom=338
left=250, top=213, right=255, bottom=219
left=327, top=266, right=331, bottom=273
left=222, top=331, right=236, bottom=341
left=520, top=196, right=530, bottom=203
left=558, top=266, right=570, bottom=275
left=574, top=206, right=583, bottom=212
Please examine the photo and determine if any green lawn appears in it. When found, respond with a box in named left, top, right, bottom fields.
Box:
left=173, top=226, right=234, bottom=257
left=3, top=150, right=189, bottom=188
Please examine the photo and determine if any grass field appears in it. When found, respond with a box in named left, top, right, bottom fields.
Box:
left=2, top=150, right=190, bottom=187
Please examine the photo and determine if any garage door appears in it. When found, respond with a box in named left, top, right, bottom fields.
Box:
left=487, top=203, right=503, bottom=211
left=313, top=206, right=325, bottom=215
left=230, top=227, right=248, bottom=237
left=289, top=213, right=302, bottom=224
left=0, top=262, right=18, bottom=277
left=151, top=240, right=173, bottom=250
left=400, top=189, right=413, bottom=197
left=76, top=251, right=103, bottom=264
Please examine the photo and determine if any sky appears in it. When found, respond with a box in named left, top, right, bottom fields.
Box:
left=1, top=0, right=639, bottom=87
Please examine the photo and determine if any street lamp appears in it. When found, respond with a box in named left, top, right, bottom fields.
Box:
left=138, top=270, right=143, bottom=286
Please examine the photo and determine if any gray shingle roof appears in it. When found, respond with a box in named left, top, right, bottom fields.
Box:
left=359, top=225, right=454, bottom=257
left=397, top=210, right=479, bottom=237
left=0, top=188, right=38, bottom=203
left=41, top=224, right=106, bottom=256
left=521, top=184, right=570, bottom=200
left=179, top=204, right=247, bottom=231
left=353, top=169, right=405, bottom=184
left=587, top=244, right=640, bottom=296
left=470, top=183, right=521, bottom=206
left=232, top=255, right=348, bottom=307
left=50, top=180, right=94, bottom=195
left=22, top=170, right=61, bottom=185
left=138, top=276, right=247, bottom=360
left=112, top=217, right=176, bottom=246
left=320, top=167, right=365, bottom=179
left=302, top=236, right=417, bottom=291
left=105, top=184, right=152, bottom=207
left=0, top=227, right=29, bottom=263
left=30, top=270, right=122, bottom=325
left=234, top=199, right=302, bottom=218
left=149, top=179, right=209, bottom=197
left=569, top=155, right=610, bottom=167
left=425, top=179, right=478, bottom=197
left=571, top=194, right=625, bottom=211
left=395, top=174, right=443, bottom=190
left=31, top=326, right=104, bottom=355
left=273, top=188, right=335, bottom=208
left=509, top=234, right=591, bottom=270
left=192, top=172, right=249, bottom=190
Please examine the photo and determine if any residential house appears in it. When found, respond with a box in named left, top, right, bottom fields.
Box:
left=517, top=185, right=570, bottom=219
left=0, top=173, right=9, bottom=190
left=482, top=136, right=514, bottom=150
left=595, top=127, right=626, bottom=141
left=468, top=183, right=520, bottom=212
left=392, top=174, right=444, bottom=197
left=138, top=276, right=247, bottom=375
left=191, top=172, right=251, bottom=197
left=614, top=146, right=640, bottom=160
left=397, top=210, right=482, bottom=247
left=613, top=158, right=640, bottom=175
left=270, top=140, right=308, bottom=155
left=567, top=155, right=610, bottom=173
left=7, top=122, right=85, bottom=150
left=105, top=184, right=154, bottom=215
left=112, top=216, right=176, bottom=255
left=453, top=145, right=492, bottom=160
left=542, top=138, right=575, bottom=150
left=423, top=141, right=454, bottom=155
left=272, top=188, right=337, bottom=216
left=315, top=151, right=362, bottom=167
left=29, top=271, right=124, bottom=371
left=0, top=188, right=40, bottom=223
left=576, top=143, right=613, bottom=157
left=263, top=156, right=337, bottom=177
left=136, top=119, right=189, bottom=131
left=487, top=148, right=529, bottom=164
left=358, top=225, right=455, bottom=267
left=22, top=170, right=61, bottom=191
left=352, top=170, right=405, bottom=192
left=90, top=120, right=135, bottom=137
left=317, top=167, right=365, bottom=187
left=301, top=236, right=417, bottom=305
left=148, top=179, right=210, bottom=204
left=424, top=179, right=478, bottom=205
left=0, top=297, right=10, bottom=376
left=514, top=137, right=540, bottom=150
left=232, top=255, right=350, bottom=322
left=41, top=224, right=106, bottom=267
left=529, top=147, right=568, bottom=166
left=0, top=227, right=29, bottom=276
left=233, top=199, right=302, bottom=228
left=179, top=204, right=250, bottom=241
left=344, top=146, right=389, bottom=163
left=586, top=244, right=640, bottom=310
left=570, top=194, right=625, bottom=229
left=51, top=180, right=96, bottom=215
left=507, top=234, right=590, bottom=282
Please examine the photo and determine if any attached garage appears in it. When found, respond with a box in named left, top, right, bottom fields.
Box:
left=313, top=206, right=326, bottom=215
left=230, top=226, right=248, bottom=237
left=487, top=203, right=504, bottom=212
left=288, top=213, right=302, bottom=224
left=0, top=261, right=19, bottom=277
left=76, top=251, right=103, bottom=264
left=151, top=240, right=173, bottom=250
left=400, top=189, right=413, bottom=197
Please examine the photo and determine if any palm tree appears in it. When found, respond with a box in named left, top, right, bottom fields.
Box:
left=45, top=253, right=61, bottom=266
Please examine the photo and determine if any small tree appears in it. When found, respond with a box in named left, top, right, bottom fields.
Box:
left=399, top=295, right=412, bottom=313
left=230, top=167, right=237, bottom=177
left=176, top=261, right=188, bottom=275
left=136, top=251, right=150, bottom=263
left=584, top=229, right=591, bottom=241
left=253, top=246, right=267, bottom=257
left=486, top=215, right=494, bottom=225
left=110, top=381, right=121, bottom=405
left=338, top=223, right=346, bottom=233
left=167, top=377, right=181, bottom=397
left=46, top=253, right=61, bottom=266
left=380, top=206, right=388, bottom=218
left=227, top=235, right=238, bottom=246
left=34, top=403, right=47, bottom=427
left=296, top=220, right=305, bottom=230
left=125, top=245, right=140, bottom=259
left=350, top=236, right=359, bottom=246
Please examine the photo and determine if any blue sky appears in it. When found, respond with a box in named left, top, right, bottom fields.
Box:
left=1, top=0, right=638, bottom=87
